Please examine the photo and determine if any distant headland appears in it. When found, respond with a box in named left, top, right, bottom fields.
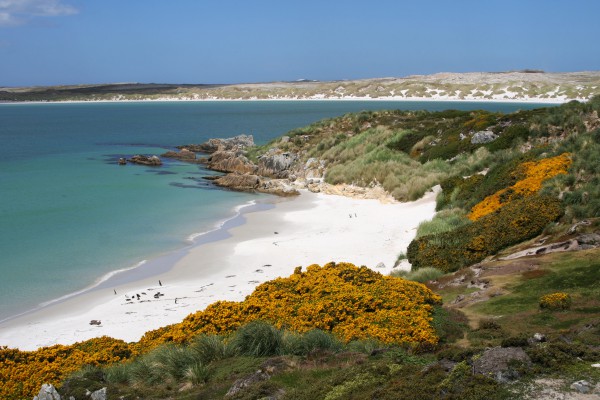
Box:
left=1, top=71, right=600, bottom=103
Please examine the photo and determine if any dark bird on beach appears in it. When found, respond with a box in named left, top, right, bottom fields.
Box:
left=114, top=289, right=117, bottom=295
left=136, top=294, right=140, bottom=300
left=159, top=280, right=162, bottom=286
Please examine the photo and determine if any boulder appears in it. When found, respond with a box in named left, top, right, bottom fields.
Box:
left=257, top=151, right=298, bottom=178
left=213, top=174, right=299, bottom=196
left=471, top=130, right=498, bottom=144
left=90, top=387, right=107, bottom=400
left=570, top=380, right=592, bottom=394
left=161, top=148, right=198, bottom=162
left=472, top=347, right=531, bottom=383
left=33, top=384, right=61, bottom=400
left=128, top=155, right=162, bottom=166
left=180, top=134, right=255, bottom=154
left=207, top=150, right=257, bottom=174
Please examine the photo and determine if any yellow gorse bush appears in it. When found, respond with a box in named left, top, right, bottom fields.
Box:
left=0, top=262, right=441, bottom=399
left=469, top=153, right=571, bottom=220
left=136, top=262, right=442, bottom=350
left=539, top=292, right=572, bottom=310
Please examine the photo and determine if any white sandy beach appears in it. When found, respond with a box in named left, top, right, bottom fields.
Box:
left=0, top=189, right=438, bottom=351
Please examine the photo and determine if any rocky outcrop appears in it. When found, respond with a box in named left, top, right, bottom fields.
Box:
left=500, top=233, right=600, bottom=260
left=256, top=150, right=299, bottom=178
left=213, top=173, right=299, bottom=196
left=33, top=384, right=62, bottom=400
left=127, top=155, right=162, bottom=166
left=161, top=148, right=199, bottom=162
left=179, top=134, right=254, bottom=154
left=207, top=149, right=257, bottom=174
left=472, top=347, right=531, bottom=383
left=471, top=129, right=498, bottom=144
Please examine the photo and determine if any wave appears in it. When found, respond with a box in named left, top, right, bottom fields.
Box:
left=185, top=199, right=257, bottom=244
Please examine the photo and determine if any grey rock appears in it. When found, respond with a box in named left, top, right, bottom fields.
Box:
left=570, top=380, right=592, bottom=394
left=90, top=387, right=107, bottom=400
left=471, top=130, right=498, bottom=144
left=532, top=332, right=547, bottom=342
left=33, top=384, right=61, bottom=400
left=375, top=262, right=386, bottom=269
left=257, top=152, right=298, bottom=178
left=472, top=347, right=532, bottom=383
left=225, top=370, right=270, bottom=397
left=280, top=136, right=290, bottom=143
left=180, top=134, right=255, bottom=154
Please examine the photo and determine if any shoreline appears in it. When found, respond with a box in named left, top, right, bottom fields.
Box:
left=0, top=95, right=579, bottom=105
left=0, top=188, right=439, bottom=351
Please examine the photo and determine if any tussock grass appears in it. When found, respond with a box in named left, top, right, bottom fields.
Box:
left=390, top=267, right=445, bottom=283
left=415, top=208, right=471, bottom=239
left=230, top=320, right=284, bottom=357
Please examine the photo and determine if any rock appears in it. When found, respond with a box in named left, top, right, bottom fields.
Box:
left=214, top=173, right=261, bottom=191
left=180, top=134, right=255, bottom=154
left=592, top=363, right=600, bottom=368
left=90, top=387, right=107, bottom=400
left=89, top=320, right=101, bottom=325
left=257, top=151, right=298, bottom=178
left=472, top=347, right=532, bottom=383
left=452, top=294, right=465, bottom=304
left=375, top=262, right=386, bottom=269
left=128, top=155, right=162, bottom=166
left=207, top=149, right=256, bottom=174
left=225, top=370, right=270, bottom=397
left=161, top=148, right=198, bottom=162
left=33, top=384, right=61, bottom=400
left=280, top=136, right=290, bottom=143
left=567, top=219, right=591, bottom=234
left=570, top=380, right=592, bottom=394
left=471, top=130, right=498, bottom=144
left=532, top=333, right=547, bottom=343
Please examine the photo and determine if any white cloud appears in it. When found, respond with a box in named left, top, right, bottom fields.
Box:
left=0, top=0, right=78, bottom=26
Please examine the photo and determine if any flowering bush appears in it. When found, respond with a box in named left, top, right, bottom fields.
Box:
left=407, top=194, right=564, bottom=272
left=469, top=153, right=571, bottom=220
left=137, top=262, right=442, bottom=351
left=539, top=292, right=572, bottom=310
left=1, top=263, right=441, bottom=399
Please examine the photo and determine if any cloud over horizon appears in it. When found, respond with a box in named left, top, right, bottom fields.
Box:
left=0, top=0, right=77, bottom=26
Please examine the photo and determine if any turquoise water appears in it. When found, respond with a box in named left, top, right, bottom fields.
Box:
left=0, top=100, right=551, bottom=320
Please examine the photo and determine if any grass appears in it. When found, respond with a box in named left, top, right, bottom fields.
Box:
left=415, top=208, right=471, bottom=239
left=457, top=250, right=600, bottom=339
left=390, top=267, right=445, bottom=283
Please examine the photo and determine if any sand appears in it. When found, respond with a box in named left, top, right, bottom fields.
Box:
left=0, top=189, right=439, bottom=351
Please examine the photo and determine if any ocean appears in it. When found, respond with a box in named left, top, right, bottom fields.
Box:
left=0, top=100, right=551, bottom=321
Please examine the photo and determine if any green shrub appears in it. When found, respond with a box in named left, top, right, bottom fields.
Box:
left=407, top=194, right=564, bottom=272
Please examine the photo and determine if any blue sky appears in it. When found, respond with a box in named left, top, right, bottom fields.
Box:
left=1, top=0, right=599, bottom=86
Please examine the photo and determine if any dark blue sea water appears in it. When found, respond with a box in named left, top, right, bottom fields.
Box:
left=0, top=100, right=551, bottom=320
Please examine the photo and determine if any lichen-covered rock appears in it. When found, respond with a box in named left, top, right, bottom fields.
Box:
left=33, top=384, right=61, bottom=400
left=472, top=347, right=531, bottom=383
left=90, top=387, right=107, bottom=400
left=471, top=130, right=498, bottom=144
left=257, top=151, right=298, bottom=178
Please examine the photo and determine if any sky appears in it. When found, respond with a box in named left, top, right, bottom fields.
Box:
left=0, top=0, right=599, bottom=87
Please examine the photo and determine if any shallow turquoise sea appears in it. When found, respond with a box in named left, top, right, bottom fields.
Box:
left=0, top=100, right=551, bottom=320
